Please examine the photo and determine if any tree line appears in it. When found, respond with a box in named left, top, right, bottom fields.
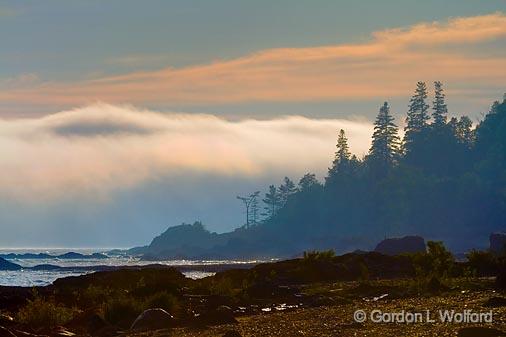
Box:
left=236, top=82, right=506, bottom=251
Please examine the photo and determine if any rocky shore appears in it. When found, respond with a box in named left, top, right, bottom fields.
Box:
left=0, top=250, right=505, bottom=336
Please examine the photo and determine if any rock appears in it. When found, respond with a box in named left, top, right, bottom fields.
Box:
left=130, top=308, right=175, bottom=331
left=374, top=236, right=426, bottom=256
left=457, top=327, right=506, bottom=337
left=490, top=233, right=506, bottom=254
left=0, top=257, right=21, bottom=271
left=199, top=305, right=237, bottom=326
left=484, top=296, right=506, bottom=307
left=222, top=331, right=242, bottom=337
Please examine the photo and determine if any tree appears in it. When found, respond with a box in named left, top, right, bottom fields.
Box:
left=298, top=173, right=319, bottom=192
left=328, top=129, right=351, bottom=176
left=237, top=191, right=260, bottom=228
left=278, top=177, right=296, bottom=206
left=455, top=116, right=474, bottom=147
left=368, top=102, right=400, bottom=173
left=404, top=82, right=430, bottom=151
left=250, top=192, right=261, bottom=225
left=432, top=81, right=448, bottom=126
left=262, top=185, right=281, bottom=219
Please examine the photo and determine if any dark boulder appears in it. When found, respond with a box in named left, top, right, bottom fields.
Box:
left=130, top=308, right=175, bottom=331
left=374, top=236, right=426, bottom=256
left=457, top=327, right=506, bottom=337
left=0, top=258, right=21, bottom=271
left=198, top=305, right=237, bottom=326
left=490, top=233, right=506, bottom=254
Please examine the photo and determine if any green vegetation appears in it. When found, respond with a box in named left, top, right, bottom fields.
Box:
left=303, top=250, right=336, bottom=261
left=103, top=295, right=144, bottom=326
left=16, top=294, right=78, bottom=329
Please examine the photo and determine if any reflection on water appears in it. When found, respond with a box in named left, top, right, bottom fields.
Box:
left=0, top=248, right=263, bottom=286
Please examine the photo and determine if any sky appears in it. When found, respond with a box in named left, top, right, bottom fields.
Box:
left=0, top=1, right=505, bottom=247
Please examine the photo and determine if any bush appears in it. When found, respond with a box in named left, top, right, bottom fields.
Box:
left=144, top=291, right=180, bottom=317
left=103, top=295, right=143, bottom=326
left=79, top=285, right=113, bottom=307
left=410, top=241, right=454, bottom=278
left=408, top=241, right=455, bottom=294
left=209, top=277, right=236, bottom=297
left=303, top=250, right=336, bottom=261
left=17, top=296, right=77, bottom=329
left=466, top=250, right=499, bottom=276
left=426, top=241, right=454, bottom=277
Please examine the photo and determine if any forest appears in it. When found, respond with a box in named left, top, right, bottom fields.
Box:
left=142, top=82, right=506, bottom=258
left=233, top=82, right=505, bottom=253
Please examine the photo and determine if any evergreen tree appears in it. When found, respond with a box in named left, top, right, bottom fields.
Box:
left=328, top=129, right=351, bottom=176
left=262, top=185, right=281, bottom=219
left=369, top=101, right=400, bottom=171
left=455, top=116, right=474, bottom=146
left=404, top=82, right=430, bottom=150
left=278, top=177, right=296, bottom=206
left=432, top=81, right=448, bottom=126
left=298, top=173, right=319, bottom=192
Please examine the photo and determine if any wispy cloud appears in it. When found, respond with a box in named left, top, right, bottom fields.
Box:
left=1, top=13, right=505, bottom=112
left=0, top=104, right=373, bottom=200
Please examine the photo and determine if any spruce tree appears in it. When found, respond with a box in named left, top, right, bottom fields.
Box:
left=404, top=82, right=430, bottom=150
left=325, top=129, right=358, bottom=182
left=298, top=173, right=319, bottom=191
left=278, top=177, right=296, bottom=206
left=455, top=116, right=474, bottom=146
left=262, top=185, right=281, bottom=219
left=369, top=102, right=400, bottom=169
left=432, top=81, right=448, bottom=126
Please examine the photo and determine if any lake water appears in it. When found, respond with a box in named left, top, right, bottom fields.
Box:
left=0, top=248, right=257, bottom=287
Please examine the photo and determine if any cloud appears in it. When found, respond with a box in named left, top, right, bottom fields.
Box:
left=0, top=104, right=373, bottom=200
left=1, top=13, right=505, bottom=113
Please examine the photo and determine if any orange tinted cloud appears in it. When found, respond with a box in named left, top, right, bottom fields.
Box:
left=1, top=12, right=505, bottom=111
left=0, top=104, right=373, bottom=200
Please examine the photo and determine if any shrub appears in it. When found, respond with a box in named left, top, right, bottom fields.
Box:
left=426, top=241, right=454, bottom=277
left=17, top=296, right=77, bottom=329
left=144, top=291, right=180, bottom=317
left=79, top=285, right=113, bottom=307
left=466, top=250, right=499, bottom=276
left=209, top=277, right=236, bottom=297
left=303, top=250, right=336, bottom=261
left=103, top=295, right=143, bottom=326
left=410, top=241, right=454, bottom=278
left=408, top=241, right=455, bottom=293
